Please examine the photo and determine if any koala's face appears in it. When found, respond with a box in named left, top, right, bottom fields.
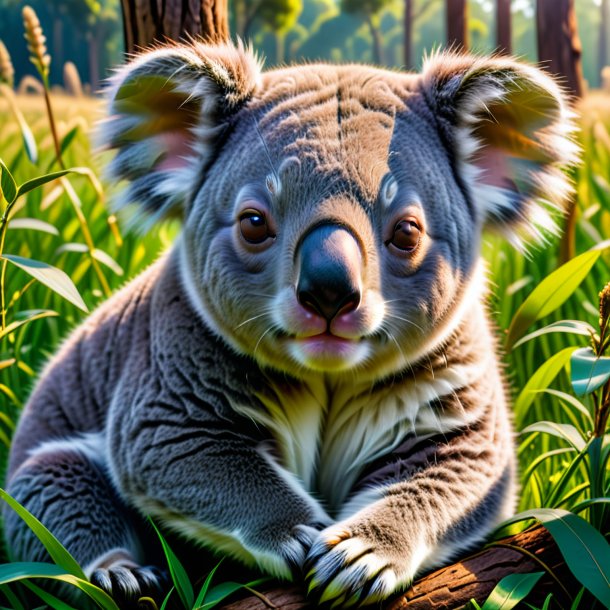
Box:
left=104, top=44, right=575, bottom=380
left=182, top=66, right=478, bottom=378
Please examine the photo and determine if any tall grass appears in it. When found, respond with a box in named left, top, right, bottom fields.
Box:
left=0, top=10, right=609, bottom=609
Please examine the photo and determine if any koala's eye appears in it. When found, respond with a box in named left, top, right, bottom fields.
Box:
left=239, top=209, right=274, bottom=244
left=389, top=219, right=421, bottom=252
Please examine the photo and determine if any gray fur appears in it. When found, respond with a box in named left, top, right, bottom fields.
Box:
left=5, top=42, right=575, bottom=608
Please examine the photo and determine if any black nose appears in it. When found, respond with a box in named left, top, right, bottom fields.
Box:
left=296, top=224, right=362, bottom=321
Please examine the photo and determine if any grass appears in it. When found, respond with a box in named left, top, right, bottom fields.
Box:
left=0, top=18, right=609, bottom=610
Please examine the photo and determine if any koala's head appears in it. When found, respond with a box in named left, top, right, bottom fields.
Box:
left=101, top=42, right=577, bottom=381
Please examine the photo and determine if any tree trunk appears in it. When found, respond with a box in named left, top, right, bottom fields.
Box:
left=216, top=526, right=582, bottom=610
left=404, top=0, right=413, bottom=69
left=446, top=0, right=468, bottom=52
left=365, top=14, right=384, bottom=65
left=536, top=0, right=584, bottom=99
left=496, top=0, right=511, bottom=55
left=120, top=0, right=229, bottom=55
left=600, top=0, right=609, bottom=85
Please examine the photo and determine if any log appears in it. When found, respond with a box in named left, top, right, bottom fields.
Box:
left=218, top=526, right=581, bottom=610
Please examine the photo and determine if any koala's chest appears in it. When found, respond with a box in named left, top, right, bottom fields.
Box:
left=233, top=367, right=477, bottom=512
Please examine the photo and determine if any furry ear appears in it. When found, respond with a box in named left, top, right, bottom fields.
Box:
left=98, top=40, right=261, bottom=227
left=421, top=52, right=579, bottom=248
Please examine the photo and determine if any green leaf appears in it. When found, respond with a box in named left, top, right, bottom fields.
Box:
left=570, top=347, right=610, bottom=396
left=0, top=159, right=17, bottom=204
left=480, top=571, right=544, bottom=610
left=193, top=561, right=223, bottom=608
left=1, top=255, right=87, bottom=312
left=22, top=580, right=78, bottom=609
left=18, top=116, right=38, bottom=164
left=0, top=563, right=119, bottom=610
left=15, top=168, right=89, bottom=199
left=535, top=389, right=593, bottom=424
left=8, top=218, right=60, bottom=235
left=514, top=347, right=576, bottom=425
left=92, top=249, right=123, bottom=277
left=520, top=421, right=586, bottom=451
left=506, top=248, right=607, bottom=350
left=60, top=125, right=79, bottom=157
left=0, top=584, right=25, bottom=610
left=0, top=489, right=86, bottom=580
left=198, top=578, right=268, bottom=609
left=150, top=521, right=194, bottom=609
left=501, top=509, right=610, bottom=607
left=512, top=320, right=595, bottom=349
left=0, top=309, right=58, bottom=340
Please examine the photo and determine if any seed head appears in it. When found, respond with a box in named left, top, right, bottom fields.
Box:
left=0, top=40, right=14, bottom=88
left=22, top=5, right=50, bottom=79
left=600, top=281, right=610, bottom=328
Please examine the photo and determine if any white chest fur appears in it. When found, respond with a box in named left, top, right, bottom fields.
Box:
left=232, top=362, right=484, bottom=512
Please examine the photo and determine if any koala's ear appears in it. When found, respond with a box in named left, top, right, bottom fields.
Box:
left=421, top=53, right=579, bottom=248
left=98, top=40, right=261, bottom=226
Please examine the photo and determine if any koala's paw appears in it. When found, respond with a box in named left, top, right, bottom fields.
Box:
left=303, top=524, right=410, bottom=608
left=90, top=564, right=169, bottom=609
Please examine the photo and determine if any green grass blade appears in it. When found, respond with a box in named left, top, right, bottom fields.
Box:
left=197, top=578, right=269, bottom=609
left=501, top=508, right=610, bottom=607
left=22, top=579, right=78, bottom=609
left=0, top=489, right=86, bottom=579
left=512, top=320, right=595, bottom=350
left=193, top=561, right=223, bottom=608
left=149, top=521, right=194, bottom=609
left=1, top=255, right=88, bottom=312
left=0, top=309, right=58, bottom=341
left=15, top=168, right=89, bottom=199
left=0, top=159, right=17, bottom=204
left=506, top=249, right=604, bottom=350
left=0, top=563, right=119, bottom=610
left=0, top=584, right=25, bottom=610
left=570, top=347, right=610, bottom=396
left=519, top=422, right=586, bottom=452
left=514, top=347, right=576, bottom=426
left=8, top=218, right=60, bottom=235
left=480, top=571, right=544, bottom=610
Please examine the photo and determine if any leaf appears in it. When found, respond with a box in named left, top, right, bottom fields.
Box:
left=0, top=563, right=119, bottom=610
left=15, top=168, right=90, bottom=199
left=0, top=490, right=86, bottom=579
left=8, top=218, right=59, bottom=235
left=18, top=115, right=38, bottom=164
left=514, top=347, right=576, bottom=425
left=506, top=247, right=608, bottom=350
left=150, top=521, right=194, bottom=609
left=512, top=320, right=595, bottom=349
left=198, top=579, right=268, bottom=609
left=0, top=159, right=17, bottom=204
left=60, top=125, right=80, bottom=157
left=570, top=347, right=610, bottom=396
left=1, top=255, right=87, bottom=312
left=92, top=249, right=123, bottom=276
left=193, top=561, right=223, bottom=608
left=0, top=309, right=58, bottom=340
left=501, top=508, right=610, bottom=607
left=535, top=389, right=593, bottom=424
left=0, top=359, right=16, bottom=371
left=23, top=580, right=78, bottom=609
left=520, top=422, right=586, bottom=452
left=480, top=571, right=544, bottom=610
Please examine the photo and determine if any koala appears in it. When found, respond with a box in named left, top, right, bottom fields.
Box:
left=4, top=41, right=576, bottom=609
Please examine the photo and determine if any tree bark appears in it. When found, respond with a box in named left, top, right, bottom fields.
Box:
left=217, top=526, right=581, bottom=610
left=600, top=0, right=609, bottom=85
left=404, top=0, right=413, bottom=69
left=446, top=0, right=468, bottom=52
left=365, top=14, right=384, bottom=65
left=536, top=0, right=584, bottom=99
left=120, top=0, right=229, bottom=56
left=495, top=0, right=511, bottom=55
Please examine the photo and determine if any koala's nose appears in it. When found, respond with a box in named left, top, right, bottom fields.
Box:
left=296, top=224, right=362, bottom=322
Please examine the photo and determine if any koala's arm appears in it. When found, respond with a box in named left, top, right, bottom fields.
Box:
left=109, top=388, right=331, bottom=580
left=305, top=396, right=515, bottom=606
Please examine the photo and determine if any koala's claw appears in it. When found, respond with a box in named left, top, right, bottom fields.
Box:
left=304, top=527, right=401, bottom=608
left=90, top=564, right=168, bottom=609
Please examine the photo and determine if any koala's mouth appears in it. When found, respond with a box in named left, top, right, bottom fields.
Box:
left=287, top=332, right=370, bottom=372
